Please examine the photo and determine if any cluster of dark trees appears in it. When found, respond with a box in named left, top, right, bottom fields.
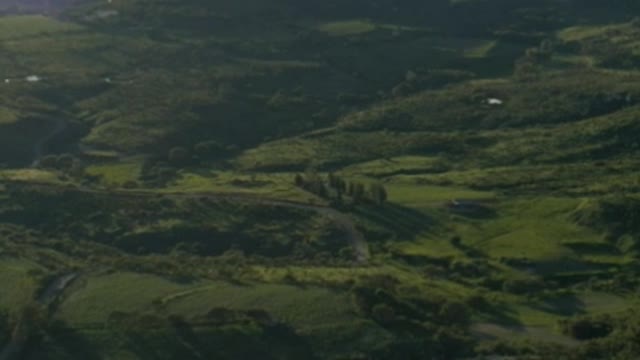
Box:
left=484, top=309, right=640, bottom=359
left=513, top=39, right=555, bottom=79
left=351, top=275, right=475, bottom=359
left=37, top=153, right=84, bottom=176
left=294, top=172, right=387, bottom=205
left=575, top=197, right=640, bottom=256
left=39, top=306, right=313, bottom=360
left=138, top=141, right=237, bottom=186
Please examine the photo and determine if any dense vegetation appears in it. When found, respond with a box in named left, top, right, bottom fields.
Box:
left=1, top=0, right=640, bottom=359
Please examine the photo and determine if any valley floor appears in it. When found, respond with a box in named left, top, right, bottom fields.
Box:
left=1, top=1, right=640, bottom=358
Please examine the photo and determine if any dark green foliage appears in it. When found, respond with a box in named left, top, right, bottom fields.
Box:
left=552, top=309, right=640, bottom=358
left=560, top=316, right=613, bottom=340
left=326, top=173, right=347, bottom=202
left=37, top=154, right=81, bottom=174
left=335, top=178, right=347, bottom=196
left=168, top=147, right=190, bottom=166
left=0, top=308, right=9, bottom=345
left=294, top=170, right=328, bottom=198
left=368, top=183, right=388, bottom=205
left=352, top=183, right=366, bottom=203
left=341, top=70, right=640, bottom=134
left=432, top=327, right=475, bottom=359
left=56, top=154, right=75, bottom=170
left=371, top=303, right=396, bottom=324
left=351, top=284, right=475, bottom=359
left=5, top=1, right=640, bottom=359
left=573, top=197, right=640, bottom=255
left=39, top=155, right=59, bottom=169
left=437, top=301, right=471, bottom=326
left=449, top=236, right=462, bottom=247
left=346, top=182, right=355, bottom=197
left=140, top=158, right=179, bottom=187
left=327, top=173, right=338, bottom=189
left=38, top=309, right=317, bottom=360
left=193, top=140, right=234, bottom=161
left=501, top=277, right=546, bottom=295
left=0, top=186, right=351, bottom=261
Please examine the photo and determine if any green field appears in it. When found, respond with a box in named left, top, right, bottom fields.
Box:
left=0, top=259, right=42, bottom=311
left=1, top=1, right=640, bottom=359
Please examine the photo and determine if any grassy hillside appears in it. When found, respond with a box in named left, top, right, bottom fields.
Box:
left=2, top=0, right=640, bottom=359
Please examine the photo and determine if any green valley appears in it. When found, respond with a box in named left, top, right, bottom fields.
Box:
left=1, top=0, right=640, bottom=359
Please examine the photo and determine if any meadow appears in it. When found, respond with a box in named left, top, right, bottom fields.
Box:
left=1, top=0, right=640, bottom=359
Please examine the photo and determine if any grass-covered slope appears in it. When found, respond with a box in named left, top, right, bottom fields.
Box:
left=2, top=1, right=640, bottom=359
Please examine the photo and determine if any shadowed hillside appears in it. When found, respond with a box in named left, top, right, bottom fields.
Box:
left=1, top=1, right=640, bottom=359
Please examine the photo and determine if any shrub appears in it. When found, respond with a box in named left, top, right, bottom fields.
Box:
left=168, top=146, right=190, bottom=165
left=466, top=293, right=490, bottom=310
left=368, top=183, right=388, bottom=205
left=560, top=316, right=613, bottom=340
left=433, top=327, right=475, bottom=359
left=437, top=301, right=471, bottom=325
left=371, top=303, right=396, bottom=324
left=502, top=277, right=546, bottom=295
left=194, top=140, right=231, bottom=160
left=449, top=235, right=462, bottom=247
left=38, top=154, right=58, bottom=169
left=449, top=259, right=488, bottom=278
left=56, top=153, right=75, bottom=169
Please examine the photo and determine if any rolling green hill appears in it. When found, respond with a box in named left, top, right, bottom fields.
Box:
left=1, top=1, right=640, bottom=359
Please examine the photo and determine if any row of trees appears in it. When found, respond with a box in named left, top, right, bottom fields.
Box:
left=137, top=141, right=238, bottom=186
left=294, top=172, right=388, bottom=205
left=38, top=153, right=84, bottom=176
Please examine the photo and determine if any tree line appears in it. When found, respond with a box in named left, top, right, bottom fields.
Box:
left=294, top=172, right=387, bottom=205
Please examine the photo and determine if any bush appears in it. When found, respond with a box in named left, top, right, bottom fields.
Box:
left=371, top=303, right=396, bottom=324
left=194, top=140, right=231, bottom=160
left=433, top=327, right=475, bottom=359
left=449, top=259, right=488, bottom=278
left=168, top=147, right=190, bottom=165
left=501, top=277, right=546, bottom=295
left=437, top=301, right=471, bottom=325
left=466, top=293, right=490, bottom=310
left=560, top=316, right=613, bottom=340
left=57, top=153, right=75, bottom=169
left=38, top=154, right=58, bottom=169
